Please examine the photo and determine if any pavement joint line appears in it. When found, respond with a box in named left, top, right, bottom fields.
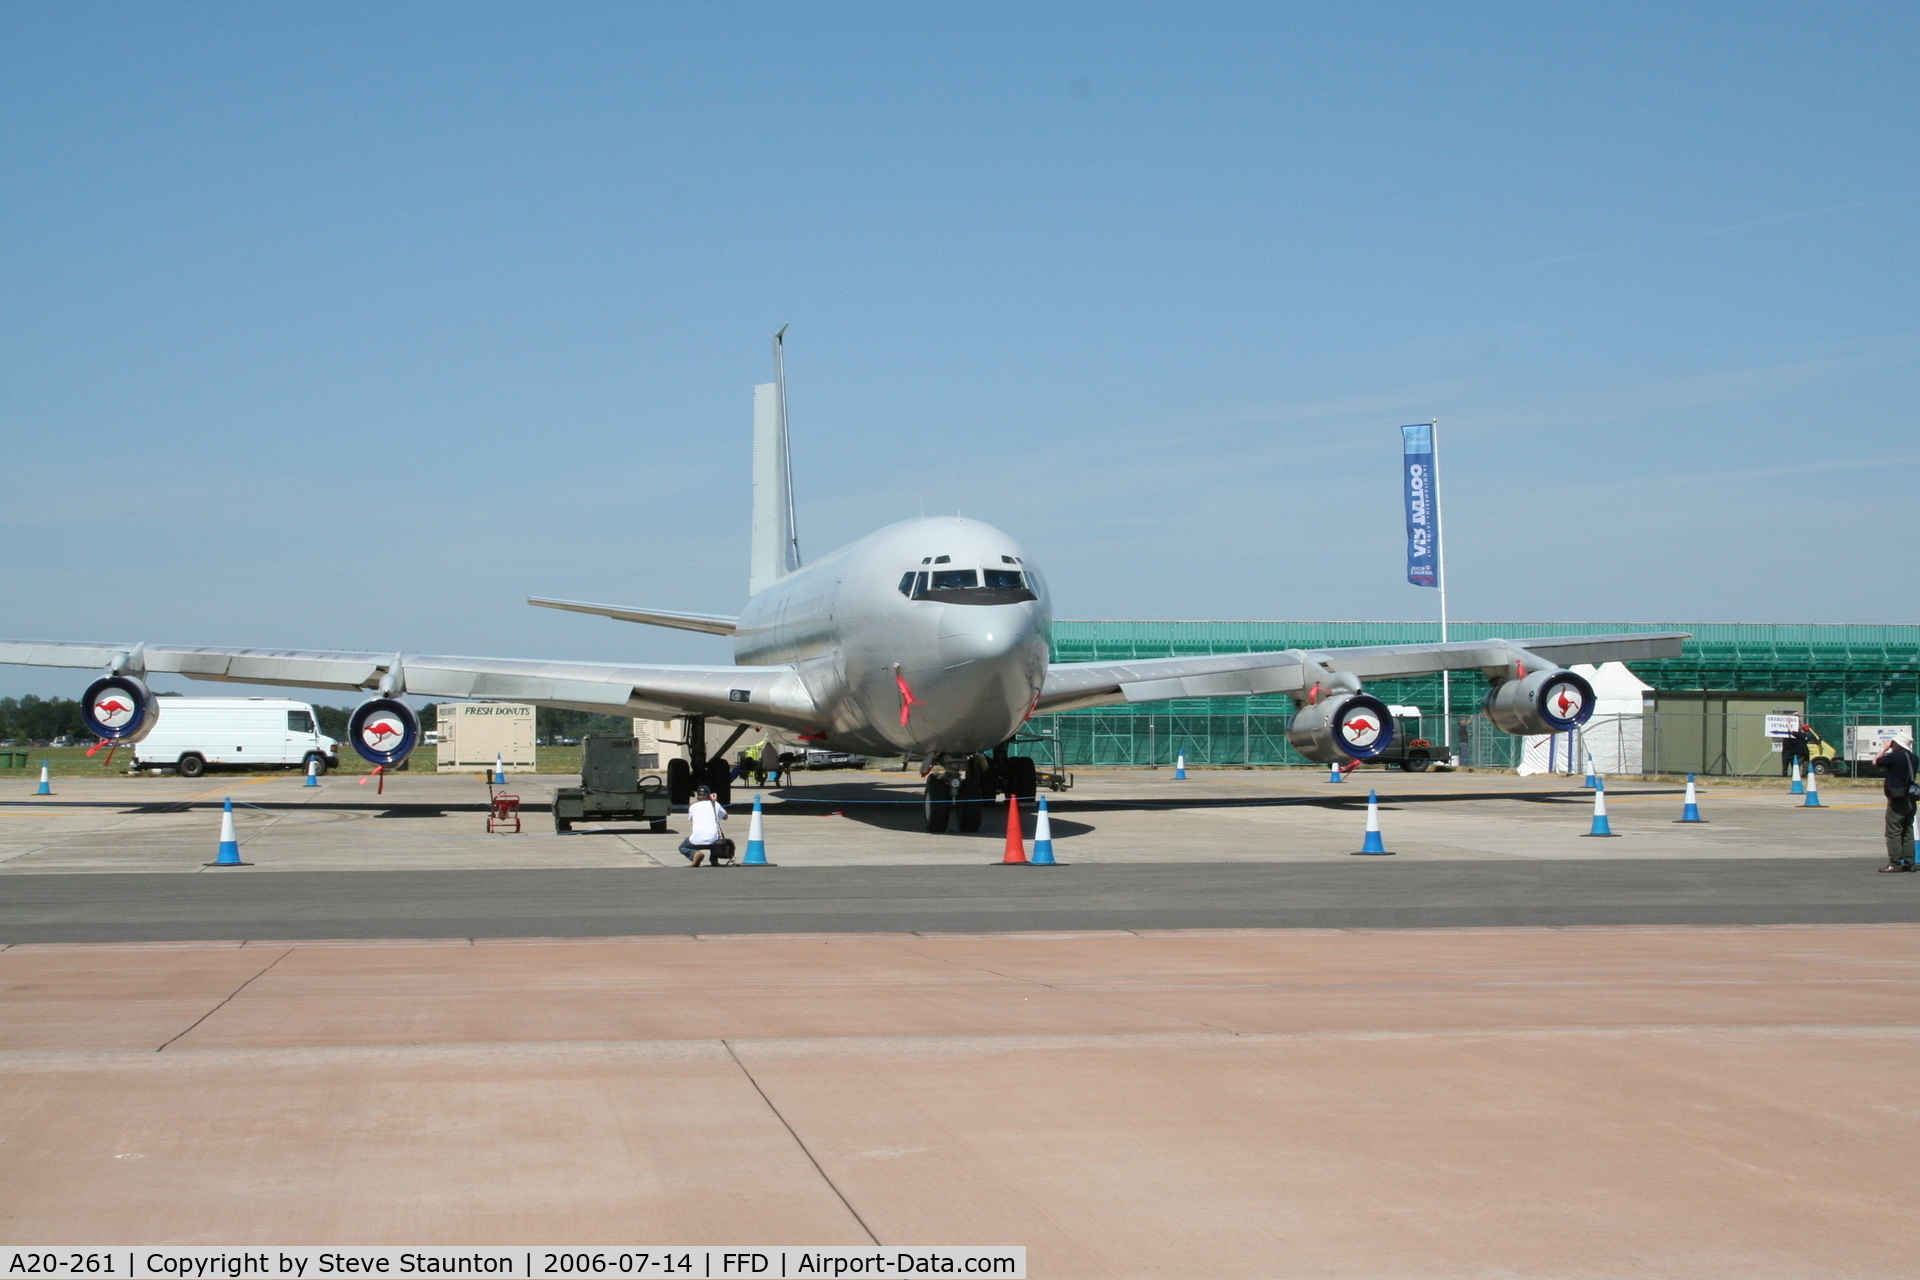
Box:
left=155, top=947, right=293, bottom=1052
left=720, top=1038, right=880, bottom=1245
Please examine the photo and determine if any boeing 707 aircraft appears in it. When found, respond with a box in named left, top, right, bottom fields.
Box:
left=1, top=332, right=1686, bottom=832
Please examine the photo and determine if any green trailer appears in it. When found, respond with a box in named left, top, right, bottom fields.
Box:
left=553, top=734, right=671, bottom=833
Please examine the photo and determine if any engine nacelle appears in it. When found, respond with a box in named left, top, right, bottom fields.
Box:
left=81, top=675, right=161, bottom=744
left=1483, top=668, right=1595, bottom=736
left=1287, top=693, right=1395, bottom=763
left=348, top=697, right=420, bottom=766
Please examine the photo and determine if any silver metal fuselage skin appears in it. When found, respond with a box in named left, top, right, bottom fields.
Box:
left=733, top=517, right=1051, bottom=757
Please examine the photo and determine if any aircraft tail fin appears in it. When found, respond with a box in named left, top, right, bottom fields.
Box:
left=749, top=327, right=802, bottom=597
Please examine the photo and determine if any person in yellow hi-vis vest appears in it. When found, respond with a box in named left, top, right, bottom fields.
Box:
left=745, top=738, right=770, bottom=787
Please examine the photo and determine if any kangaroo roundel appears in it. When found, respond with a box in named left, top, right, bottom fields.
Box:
left=347, top=697, right=420, bottom=766
left=1537, top=671, right=1592, bottom=731
left=1340, top=710, right=1383, bottom=750
left=1331, top=693, right=1395, bottom=759
left=80, top=675, right=160, bottom=743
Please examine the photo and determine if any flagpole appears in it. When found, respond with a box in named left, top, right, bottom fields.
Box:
left=1430, top=416, right=1452, bottom=759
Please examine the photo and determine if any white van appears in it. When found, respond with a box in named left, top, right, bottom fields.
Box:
left=134, top=698, right=340, bottom=778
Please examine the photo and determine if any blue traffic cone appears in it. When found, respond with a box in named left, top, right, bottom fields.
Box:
left=1030, top=795, right=1059, bottom=864
left=1801, top=766, right=1824, bottom=809
left=742, top=794, right=773, bottom=865
left=1352, top=789, right=1392, bottom=855
left=207, top=797, right=250, bottom=866
left=1789, top=759, right=1805, bottom=795
left=35, top=760, right=51, bottom=795
left=1583, top=779, right=1618, bottom=836
left=1327, top=760, right=1344, bottom=783
left=1676, top=772, right=1706, bottom=823
left=304, top=758, right=320, bottom=787
left=1583, top=752, right=1601, bottom=789
left=492, top=752, right=506, bottom=785
left=1174, top=753, right=1187, bottom=780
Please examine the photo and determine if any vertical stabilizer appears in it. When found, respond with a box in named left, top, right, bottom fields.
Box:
left=749, top=327, right=801, bottom=596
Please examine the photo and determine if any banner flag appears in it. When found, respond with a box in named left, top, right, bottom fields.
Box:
left=1401, top=423, right=1438, bottom=587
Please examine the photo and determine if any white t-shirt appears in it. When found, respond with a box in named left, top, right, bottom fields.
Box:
left=688, top=798, right=726, bottom=845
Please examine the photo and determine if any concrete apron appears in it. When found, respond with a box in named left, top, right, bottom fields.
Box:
left=2, top=923, right=1917, bottom=1276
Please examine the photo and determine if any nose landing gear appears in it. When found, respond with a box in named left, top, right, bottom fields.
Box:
left=921, top=746, right=1038, bottom=833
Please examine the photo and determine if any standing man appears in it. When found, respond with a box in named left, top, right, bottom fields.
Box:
left=1873, top=735, right=1917, bottom=873
left=1781, top=719, right=1814, bottom=778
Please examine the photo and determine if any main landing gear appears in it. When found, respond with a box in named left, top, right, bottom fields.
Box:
left=922, top=745, right=1040, bottom=834
left=664, top=714, right=748, bottom=806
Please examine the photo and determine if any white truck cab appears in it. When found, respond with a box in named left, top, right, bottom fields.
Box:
left=134, top=697, right=340, bottom=779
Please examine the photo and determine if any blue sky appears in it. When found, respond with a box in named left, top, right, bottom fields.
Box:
left=3, top=3, right=1916, bottom=698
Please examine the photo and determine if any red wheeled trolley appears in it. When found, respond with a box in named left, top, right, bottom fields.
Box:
left=487, top=793, right=522, bottom=834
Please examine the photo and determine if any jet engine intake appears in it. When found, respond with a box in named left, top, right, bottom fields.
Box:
left=1287, top=693, right=1395, bottom=763
left=348, top=697, right=420, bottom=766
left=1483, top=668, right=1595, bottom=736
left=81, top=675, right=160, bottom=744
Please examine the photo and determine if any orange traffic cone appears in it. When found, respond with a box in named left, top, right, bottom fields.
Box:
left=995, top=793, right=1028, bottom=865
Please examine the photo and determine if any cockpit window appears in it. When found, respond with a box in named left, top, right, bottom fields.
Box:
left=902, top=565, right=1037, bottom=603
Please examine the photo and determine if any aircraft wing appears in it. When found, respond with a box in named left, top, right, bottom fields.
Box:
left=527, top=598, right=739, bottom=636
left=1036, top=631, right=1689, bottom=715
left=0, top=640, right=822, bottom=731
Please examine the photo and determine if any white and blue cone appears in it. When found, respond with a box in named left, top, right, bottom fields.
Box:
left=1583, top=779, right=1618, bottom=837
left=208, top=797, right=250, bottom=866
left=1030, top=795, right=1059, bottom=865
left=492, top=752, right=506, bottom=785
left=1353, top=789, right=1391, bottom=855
left=742, top=794, right=772, bottom=865
left=1790, top=759, right=1805, bottom=795
left=1327, top=760, right=1344, bottom=784
left=1801, top=765, right=1824, bottom=809
left=305, top=758, right=320, bottom=787
left=1583, top=752, right=1601, bottom=789
left=1174, top=753, right=1187, bottom=780
left=1676, top=773, right=1706, bottom=823
left=35, top=760, right=50, bottom=795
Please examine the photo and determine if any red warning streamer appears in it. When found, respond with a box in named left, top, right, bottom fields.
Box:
left=895, top=669, right=918, bottom=727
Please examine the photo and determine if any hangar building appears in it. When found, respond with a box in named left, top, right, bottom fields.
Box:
left=1023, top=621, right=1920, bottom=776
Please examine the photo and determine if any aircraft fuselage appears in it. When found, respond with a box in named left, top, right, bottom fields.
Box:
left=733, top=517, right=1050, bottom=757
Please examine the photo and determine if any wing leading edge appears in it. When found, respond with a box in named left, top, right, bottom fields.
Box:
left=527, top=598, right=739, bottom=636
left=1036, top=631, right=1689, bottom=715
left=0, top=640, right=821, bottom=732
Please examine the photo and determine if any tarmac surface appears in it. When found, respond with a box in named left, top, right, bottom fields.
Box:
left=2, top=860, right=1917, bottom=943
left=0, top=765, right=1898, bottom=875
left=5, top=766, right=1918, bottom=1273
left=3, top=925, right=1917, bottom=1275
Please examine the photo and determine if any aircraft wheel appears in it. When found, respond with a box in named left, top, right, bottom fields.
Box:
left=668, top=758, right=694, bottom=805
left=177, top=754, right=206, bottom=779
left=1007, top=756, right=1039, bottom=799
left=956, top=776, right=985, bottom=832
left=706, top=758, right=733, bottom=805
left=925, top=778, right=954, bottom=833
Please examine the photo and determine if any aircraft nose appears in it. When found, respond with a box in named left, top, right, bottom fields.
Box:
left=937, top=606, right=1032, bottom=665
